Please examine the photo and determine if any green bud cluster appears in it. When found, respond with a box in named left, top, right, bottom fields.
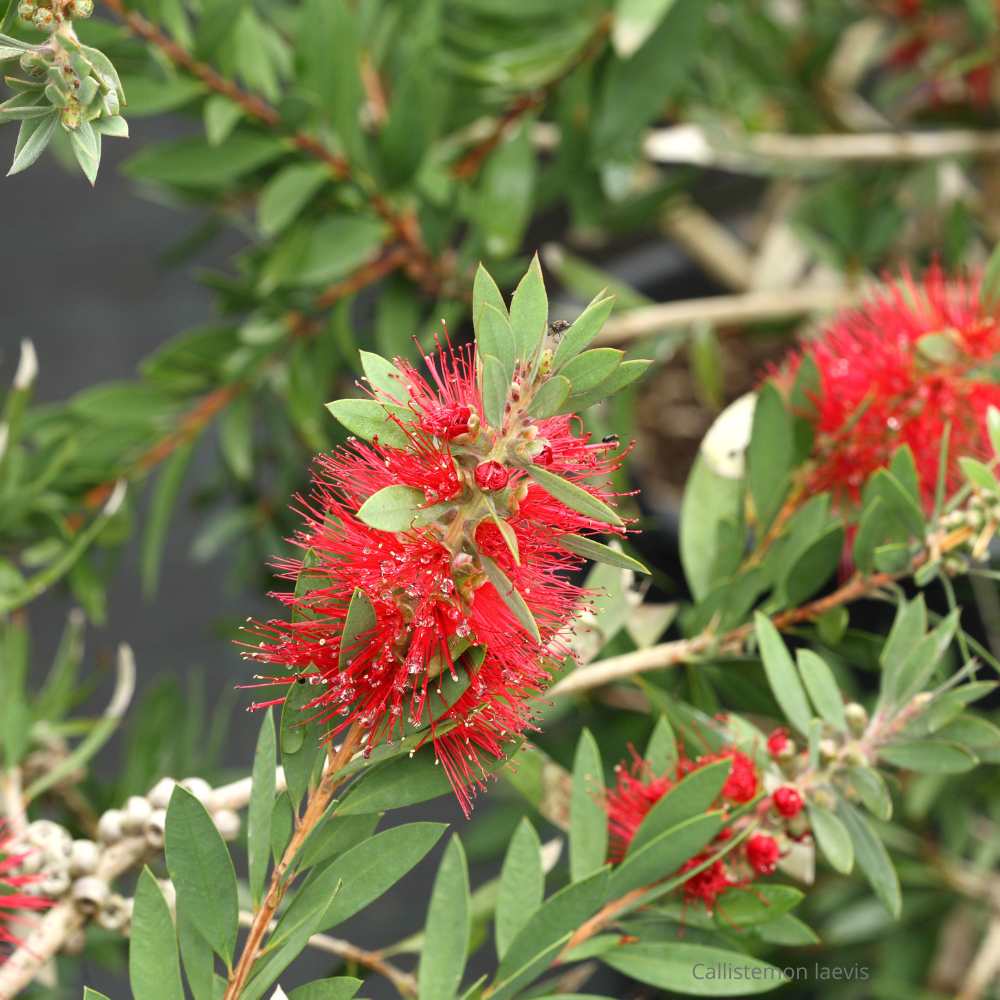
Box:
left=0, top=19, right=127, bottom=180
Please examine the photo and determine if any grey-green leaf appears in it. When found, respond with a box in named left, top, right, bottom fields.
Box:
left=509, top=254, right=548, bottom=362
left=570, top=729, right=607, bottom=882
left=557, top=534, right=649, bottom=574
left=325, top=398, right=411, bottom=449
left=357, top=485, right=427, bottom=532
left=248, top=709, right=276, bottom=906
left=754, top=614, right=813, bottom=735
left=552, top=292, right=615, bottom=371
left=527, top=375, right=570, bottom=418
left=527, top=465, right=622, bottom=527
left=495, top=818, right=544, bottom=960
left=807, top=802, right=854, bottom=874
left=480, top=555, right=541, bottom=642
left=418, top=837, right=471, bottom=1000
left=482, top=354, right=509, bottom=429
left=560, top=349, right=622, bottom=395
left=340, top=588, right=377, bottom=670
left=130, top=868, right=185, bottom=1000
left=164, top=786, right=239, bottom=964
left=837, top=800, right=901, bottom=917
left=797, top=650, right=846, bottom=731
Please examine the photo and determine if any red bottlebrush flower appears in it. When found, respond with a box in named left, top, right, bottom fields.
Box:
left=244, top=340, right=628, bottom=815
left=773, top=786, right=804, bottom=818
left=746, top=833, right=781, bottom=875
left=1, top=831, right=51, bottom=955
left=421, top=402, right=475, bottom=440
left=603, top=749, right=759, bottom=911
left=719, top=749, right=757, bottom=803
left=783, top=267, right=1000, bottom=513
left=474, top=460, right=511, bottom=491
left=767, top=727, right=789, bottom=757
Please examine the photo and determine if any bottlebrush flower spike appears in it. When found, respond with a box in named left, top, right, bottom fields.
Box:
left=244, top=258, right=650, bottom=814
left=604, top=748, right=774, bottom=913
left=0, top=831, right=51, bottom=955
left=784, top=266, right=1000, bottom=512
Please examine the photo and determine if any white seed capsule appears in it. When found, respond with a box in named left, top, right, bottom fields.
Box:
left=213, top=809, right=241, bottom=842
left=147, top=777, right=177, bottom=810
left=69, top=839, right=100, bottom=877
left=97, top=893, right=130, bottom=931
left=122, top=795, right=153, bottom=834
left=40, top=870, right=72, bottom=898
left=97, top=809, right=125, bottom=845
left=145, top=809, right=167, bottom=849
left=27, top=820, right=72, bottom=856
left=179, top=777, right=212, bottom=805
left=72, top=876, right=110, bottom=914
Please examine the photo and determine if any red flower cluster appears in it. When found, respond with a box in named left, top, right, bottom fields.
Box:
left=1, top=831, right=50, bottom=955
left=786, top=267, right=1000, bottom=512
left=604, top=749, right=775, bottom=913
left=245, top=342, right=626, bottom=813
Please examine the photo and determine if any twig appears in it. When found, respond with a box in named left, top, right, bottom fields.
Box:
left=224, top=724, right=364, bottom=999
left=659, top=197, right=753, bottom=292
left=236, top=912, right=417, bottom=998
left=593, top=286, right=859, bottom=345
left=642, top=123, right=1000, bottom=168
left=0, top=768, right=27, bottom=839
left=957, top=917, right=1000, bottom=1000
left=550, top=566, right=902, bottom=697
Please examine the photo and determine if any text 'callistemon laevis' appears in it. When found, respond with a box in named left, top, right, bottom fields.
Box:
left=243, top=258, right=651, bottom=812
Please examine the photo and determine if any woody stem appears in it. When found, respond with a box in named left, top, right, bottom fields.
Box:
left=223, top=724, right=364, bottom=999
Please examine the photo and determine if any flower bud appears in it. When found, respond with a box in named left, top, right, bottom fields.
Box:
left=32, top=6, right=56, bottom=30
left=818, top=738, right=839, bottom=762
left=17, top=0, right=36, bottom=21
left=474, top=460, right=510, bottom=491
left=845, top=702, right=868, bottom=735
left=746, top=833, right=780, bottom=874
left=68, top=0, right=93, bottom=16
left=60, top=103, right=81, bottom=130
left=766, top=727, right=789, bottom=757
left=772, top=786, right=804, bottom=818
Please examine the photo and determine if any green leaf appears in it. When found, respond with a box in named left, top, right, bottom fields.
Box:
left=141, top=439, right=197, bottom=598
left=867, top=468, right=926, bottom=538
left=567, top=358, right=651, bottom=411
left=419, top=837, right=471, bottom=1000
left=886, top=609, right=959, bottom=707
left=130, top=868, right=185, bottom=1000
left=880, top=596, right=927, bottom=694
left=480, top=555, right=541, bottom=642
left=290, top=215, right=387, bottom=288
left=560, top=349, right=622, bottom=395
left=325, top=398, right=411, bottom=449
left=258, top=163, right=330, bottom=237
left=796, top=650, right=846, bottom=731
left=164, top=786, right=239, bottom=964
left=526, top=375, right=570, bottom=418
left=645, top=715, right=677, bottom=775
left=987, top=406, right=1000, bottom=457
left=491, top=870, right=610, bottom=1000
left=356, top=485, right=427, bottom=532
left=84, top=990, right=113, bottom=999
left=879, top=739, right=978, bottom=773
left=476, top=121, right=536, bottom=258
left=628, top=760, right=731, bottom=856
left=8, top=112, right=57, bottom=176
left=557, top=534, right=649, bottom=574
left=845, top=766, right=893, bottom=821
left=747, top=384, right=793, bottom=531
left=679, top=453, right=744, bottom=601
left=602, top=942, right=786, bottom=995
left=552, top=292, right=615, bottom=371
left=613, top=0, right=679, bottom=57
left=482, top=354, right=509, bottom=428
left=340, top=588, right=376, bottom=671
left=593, top=0, right=706, bottom=159
left=983, top=240, right=1000, bottom=310
left=320, top=822, right=446, bottom=929
left=337, top=743, right=515, bottom=814
left=473, top=264, right=507, bottom=326
left=570, top=729, right=608, bottom=882
left=837, top=800, right=901, bottom=918
left=509, top=254, right=548, bottom=362
left=717, top=885, right=804, bottom=928
left=288, top=979, right=362, bottom=1000
left=219, top=393, right=252, bottom=481
left=204, top=94, right=242, bottom=146
left=960, top=456, right=999, bottom=493
left=807, top=803, right=854, bottom=874
left=123, top=132, right=284, bottom=187
left=610, top=812, right=724, bottom=897
left=754, top=614, right=813, bottom=735
left=526, top=465, right=622, bottom=526
left=495, top=818, right=544, bottom=960
left=360, top=350, right=404, bottom=399
left=248, top=710, right=276, bottom=906
left=476, top=303, right=516, bottom=379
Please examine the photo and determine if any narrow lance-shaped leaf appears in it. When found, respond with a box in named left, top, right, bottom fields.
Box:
left=480, top=555, right=541, bottom=642
left=357, top=485, right=426, bottom=532
left=570, top=729, right=607, bottom=881
left=807, top=802, right=854, bottom=874
left=552, top=291, right=615, bottom=370
left=558, top=533, right=649, bottom=574
left=837, top=800, right=901, bottom=918
left=130, top=868, right=185, bottom=1000
left=418, top=837, right=471, bottom=1000
left=495, top=818, right=544, bottom=960
left=509, top=254, right=548, bottom=362
left=248, top=709, right=277, bottom=906
left=797, top=650, right=846, bottom=731
left=527, top=465, right=623, bottom=527
left=754, top=613, right=813, bottom=735
left=340, top=588, right=376, bottom=671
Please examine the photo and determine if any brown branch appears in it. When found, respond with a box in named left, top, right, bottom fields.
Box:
left=224, top=724, right=364, bottom=999
left=98, top=0, right=441, bottom=292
